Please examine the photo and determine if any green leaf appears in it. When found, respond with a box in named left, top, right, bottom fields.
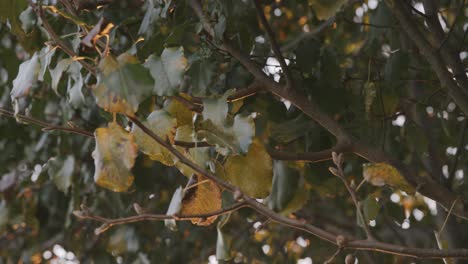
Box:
left=269, top=115, right=316, bottom=144
left=18, top=6, right=35, bottom=33
left=0, top=200, right=10, bottom=232
left=188, top=59, right=216, bottom=96
left=362, top=196, right=379, bottom=222
left=92, top=122, right=138, bottom=192
left=144, top=47, right=187, bottom=96
left=66, top=62, right=85, bottom=107
left=222, top=139, right=272, bottom=198
left=196, top=114, right=255, bottom=155
left=216, top=227, right=231, bottom=261
left=38, top=46, right=55, bottom=82
left=138, top=0, right=160, bottom=36
left=268, top=161, right=301, bottom=211
left=132, top=110, right=177, bottom=166
left=94, top=54, right=154, bottom=115
left=202, top=90, right=234, bottom=127
left=50, top=59, right=74, bottom=93
left=165, top=186, right=184, bottom=231
left=47, top=155, right=75, bottom=194
left=11, top=52, right=40, bottom=99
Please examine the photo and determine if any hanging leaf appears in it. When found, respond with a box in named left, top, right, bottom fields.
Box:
left=267, top=161, right=307, bottom=214
left=50, top=59, right=74, bottom=93
left=222, top=139, right=272, bottom=198
left=92, top=122, right=138, bottom=192
left=93, top=53, right=154, bottom=116
left=66, top=62, right=85, bottom=107
left=38, top=46, right=55, bottom=82
left=165, top=186, right=184, bottom=231
left=362, top=163, right=415, bottom=194
left=47, top=156, right=75, bottom=194
left=132, top=110, right=177, bottom=166
left=216, top=227, right=232, bottom=261
left=180, top=175, right=222, bottom=226
left=145, top=47, right=187, bottom=96
left=11, top=52, right=40, bottom=99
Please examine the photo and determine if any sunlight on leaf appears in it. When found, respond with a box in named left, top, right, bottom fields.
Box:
left=92, top=122, right=138, bottom=192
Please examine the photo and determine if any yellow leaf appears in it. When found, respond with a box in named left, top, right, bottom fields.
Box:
left=132, top=110, right=177, bottom=166
left=180, top=175, right=222, bottom=226
left=362, top=163, right=415, bottom=194
left=222, top=139, right=273, bottom=198
left=92, top=122, right=137, bottom=192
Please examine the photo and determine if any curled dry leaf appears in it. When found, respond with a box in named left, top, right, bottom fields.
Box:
left=180, top=174, right=222, bottom=226
left=92, top=122, right=138, bottom=192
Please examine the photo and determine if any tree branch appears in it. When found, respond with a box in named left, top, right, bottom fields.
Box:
left=0, top=109, right=94, bottom=137
left=252, top=0, right=293, bottom=89
left=388, top=0, right=468, bottom=115
left=73, top=202, right=248, bottom=235
left=129, top=112, right=468, bottom=258
left=188, top=0, right=468, bottom=220
left=329, top=153, right=376, bottom=240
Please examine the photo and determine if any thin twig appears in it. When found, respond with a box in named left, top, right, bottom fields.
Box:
left=252, top=0, right=293, bottom=89
left=74, top=201, right=248, bottom=234
left=0, top=109, right=94, bottom=137
left=447, top=120, right=467, bottom=187
left=34, top=3, right=97, bottom=75
left=329, top=152, right=376, bottom=240
left=324, top=247, right=342, bottom=264
left=438, top=196, right=461, bottom=234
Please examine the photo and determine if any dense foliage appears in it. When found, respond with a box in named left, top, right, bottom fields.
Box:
left=1, top=0, right=468, bottom=263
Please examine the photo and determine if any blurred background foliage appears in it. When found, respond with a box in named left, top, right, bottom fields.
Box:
left=0, top=0, right=467, bottom=263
